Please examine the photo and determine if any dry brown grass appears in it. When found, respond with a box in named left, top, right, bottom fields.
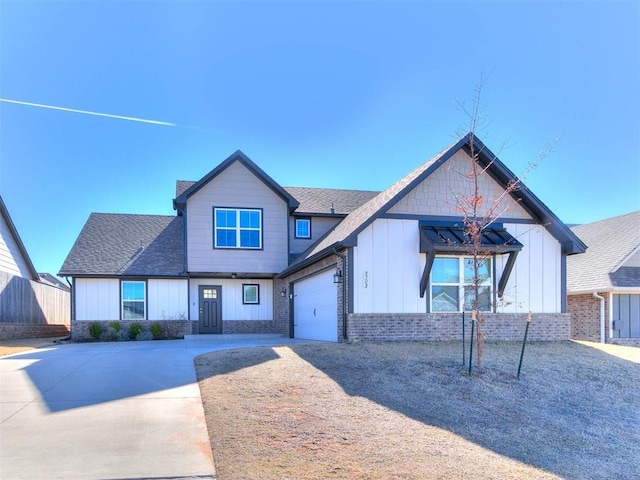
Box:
left=0, top=337, right=61, bottom=357
left=195, top=341, right=640, bottom=480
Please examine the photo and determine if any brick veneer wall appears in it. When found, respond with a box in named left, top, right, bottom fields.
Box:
left=567, top=294, right=607, bottom=342
left=222, top=320, right=278, bottom=334
left=0, top=323, right=70, bottom=340
left=346, top=312, right=570, bottom=342
left=71, top=319, right=192, bottom=340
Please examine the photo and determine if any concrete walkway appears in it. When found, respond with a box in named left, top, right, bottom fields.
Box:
left=0, top=334, right=315, bottom=480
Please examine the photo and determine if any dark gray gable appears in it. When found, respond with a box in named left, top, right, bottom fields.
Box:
left=173, top=150, right=299, bottom=212
left=59, top=213, right=185, bottom=277
left=0, top=195, right=39, bottom=281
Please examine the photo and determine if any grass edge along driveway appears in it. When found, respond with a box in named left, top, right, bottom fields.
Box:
left=196, top=340, right=639, bottom=480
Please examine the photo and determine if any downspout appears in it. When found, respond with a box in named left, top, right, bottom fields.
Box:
left=333, top=248, right=348, bottom=341
left=592, top=292, right=605, bottom=344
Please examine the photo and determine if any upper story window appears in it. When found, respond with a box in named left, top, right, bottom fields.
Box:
left=121, top=280, right=146, bottom=320
left=295, top=218, right=311, bottom=239
left=431, top=256, right=492, bottom=312
left=214, top=208, right=262, bottom=249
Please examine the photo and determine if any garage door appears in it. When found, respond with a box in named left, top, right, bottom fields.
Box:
left=293, top=270, right=338, bottom=342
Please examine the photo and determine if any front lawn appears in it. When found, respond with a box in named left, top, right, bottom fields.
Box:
left=195, top=341, right=639, bottom=480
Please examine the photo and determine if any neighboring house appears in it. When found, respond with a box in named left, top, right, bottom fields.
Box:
left=567, top=211, right=640, bottom=346
left=0, top=196, right=70, bottom=339
left=60, top=134, right=585, bottom=341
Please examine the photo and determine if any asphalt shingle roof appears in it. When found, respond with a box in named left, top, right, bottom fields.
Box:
left=567, top=210, right=640, bottom=292
left=59, top=213, right=185, bottom=277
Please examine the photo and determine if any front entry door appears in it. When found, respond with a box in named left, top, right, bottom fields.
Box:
left=199, top=286, right=222, bottom=334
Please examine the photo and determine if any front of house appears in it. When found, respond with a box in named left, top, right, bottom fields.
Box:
left=60, top=134, right=585, bottom=341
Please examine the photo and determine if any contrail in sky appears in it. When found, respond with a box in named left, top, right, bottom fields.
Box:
left=0, top=98, right=176, bottom=127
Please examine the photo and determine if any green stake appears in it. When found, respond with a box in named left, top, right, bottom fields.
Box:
left=517, top=311, right=532, bottom=379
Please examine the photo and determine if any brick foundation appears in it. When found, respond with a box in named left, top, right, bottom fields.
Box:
left=346, top=312, right=570, bottom=342
left=0, top=323, right=70, bottom=340
left=221, top=320, right=278, bottom=334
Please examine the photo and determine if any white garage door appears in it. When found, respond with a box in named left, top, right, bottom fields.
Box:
left=294, top=270, right=338, bottom=342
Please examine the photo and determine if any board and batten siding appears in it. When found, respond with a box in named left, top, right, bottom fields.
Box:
left=352, top=219, right=563, bottom=314
left=0, top=213, right=32, bottom=278
left=188, top=278, right=273, bottom=321
left=387, top=149, right=531, bottom=220
left=353, top=219, right=426, bottom=314
left=74, top=278, right=188, bottom=321
left=186, top=161, right=289, bottom=274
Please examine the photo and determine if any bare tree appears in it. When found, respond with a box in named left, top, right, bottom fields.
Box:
left=452, top=77, right=558, bottom=368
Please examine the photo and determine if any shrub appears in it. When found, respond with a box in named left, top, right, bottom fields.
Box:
left=136, top=331, right=154, bottom=341
left=115, top=329, right=129, bottom=342
left=88, top=321, right=103, bottom=340
left=100, top=326, right=119, bottom=342
left=107, top=321, right=121, bottom=332
left=128, top=322, right=143, bottom=340
left=150, top=322, right=163, bottom=340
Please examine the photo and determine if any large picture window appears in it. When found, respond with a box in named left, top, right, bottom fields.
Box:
left=431, top=256, right=492, bottom=312
left=214, top=208, right=262, bottom=249
left=122, top=281, right=146, bottom=319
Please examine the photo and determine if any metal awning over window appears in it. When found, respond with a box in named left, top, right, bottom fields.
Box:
left=419, top=224, right=523, bottom=298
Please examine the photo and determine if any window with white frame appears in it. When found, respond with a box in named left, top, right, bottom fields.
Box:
left=214, top=208, right=262, bottom=249
left=295, top=218, right=311, bottom=239
left=121, top=281, right=146, bottom=319
left=430, top=256, right=492, bottom=312
left=243, top=284, right=260, bottom=304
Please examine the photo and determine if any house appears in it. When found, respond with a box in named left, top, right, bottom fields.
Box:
left=59, top=134, right=585, bottom=341
left=0, top=196, right=70, bottom=339
left=567, top=211, right=640, bottom=346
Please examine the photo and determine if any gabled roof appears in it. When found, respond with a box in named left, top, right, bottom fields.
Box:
left=174, top=150, right=299, bottom=212
left=568, top=211, right=640, bottom=293
left=280, top=133, right=586, bottom=277
left=59, top=213, right=185, bottom=277
left=38, top=273, right=70, bottom=291
left=0, top=195, right=39, bottom=281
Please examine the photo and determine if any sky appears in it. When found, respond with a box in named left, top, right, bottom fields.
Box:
left=0, top=0, right=638, bottom=277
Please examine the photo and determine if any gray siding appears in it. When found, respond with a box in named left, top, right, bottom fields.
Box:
left=186, top=161, right=289, bottom=274
left=290, top=216, right=341, bottom=255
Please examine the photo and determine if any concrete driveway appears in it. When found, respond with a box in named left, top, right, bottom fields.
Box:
left=0, top=334, right=315, bottom=480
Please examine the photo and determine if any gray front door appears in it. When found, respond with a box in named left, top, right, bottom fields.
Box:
left=199, top=286, right=222, bottom=334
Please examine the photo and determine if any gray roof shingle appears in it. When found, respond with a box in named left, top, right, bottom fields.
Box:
left=568, top=210, right=640, bottom=292
left=59, top=213, right=185, bottom=277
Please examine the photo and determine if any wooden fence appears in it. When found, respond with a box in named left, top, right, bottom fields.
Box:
left=0, top=270, right=70, bottom=339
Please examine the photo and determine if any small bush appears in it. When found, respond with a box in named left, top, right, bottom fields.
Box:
left=115, top=329, right=129, bottom=342
left=136, top=331, right=154, bottom=341
left=107, top=321, right=121, bottom=332
left=128, top=322, right=143, bottom=340
left=100, top=326, right=119, bottom=342
left=150, top=322, right=163, bottom=340
left=89, top=321, right=103, bottom=340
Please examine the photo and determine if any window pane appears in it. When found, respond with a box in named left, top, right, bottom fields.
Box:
left=240, top=229, right=260, bottom=248
left=464, top=257, right=491, bottom=284
left=432, top=286, right=459, bottom=311
left=244, top=285, right=259, bottom=304
left=240, top=210, right=260, bottom=228
left=463, top=286, right=491, bottom=311
left=216, top=229, right=237, bottom=247
left=216, top=209, right=236, bottom=228
left=122, top=282, right=144, bottom=300
left=432, top=258, right=459, bottom=283
left=296, top=219, right=310, bottom=238
left=123, top=301, right=145, bottom=319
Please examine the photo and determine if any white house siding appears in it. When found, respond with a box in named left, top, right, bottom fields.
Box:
left=290, top=216, right=341, bottom=255
left=0, top=213, right=32, bottom=278
left=353, top=219, right=426, bottom=314
left=74, top=278, right=120, bottom=321
left=388, top=150, right=530, bottom=219
left=496, top=224, right=561, bottom=313
left=186, top=161, right=289, bottom=274
left=147, top=279, right=188, bottom=320
left=188, top=278, right=273, bottom=321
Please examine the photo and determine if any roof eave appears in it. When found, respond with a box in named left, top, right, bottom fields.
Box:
left=0, top=196, right=40, bottom=281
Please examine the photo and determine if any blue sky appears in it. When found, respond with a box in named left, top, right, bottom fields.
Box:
left=1, top=0, right=638, bottom=277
